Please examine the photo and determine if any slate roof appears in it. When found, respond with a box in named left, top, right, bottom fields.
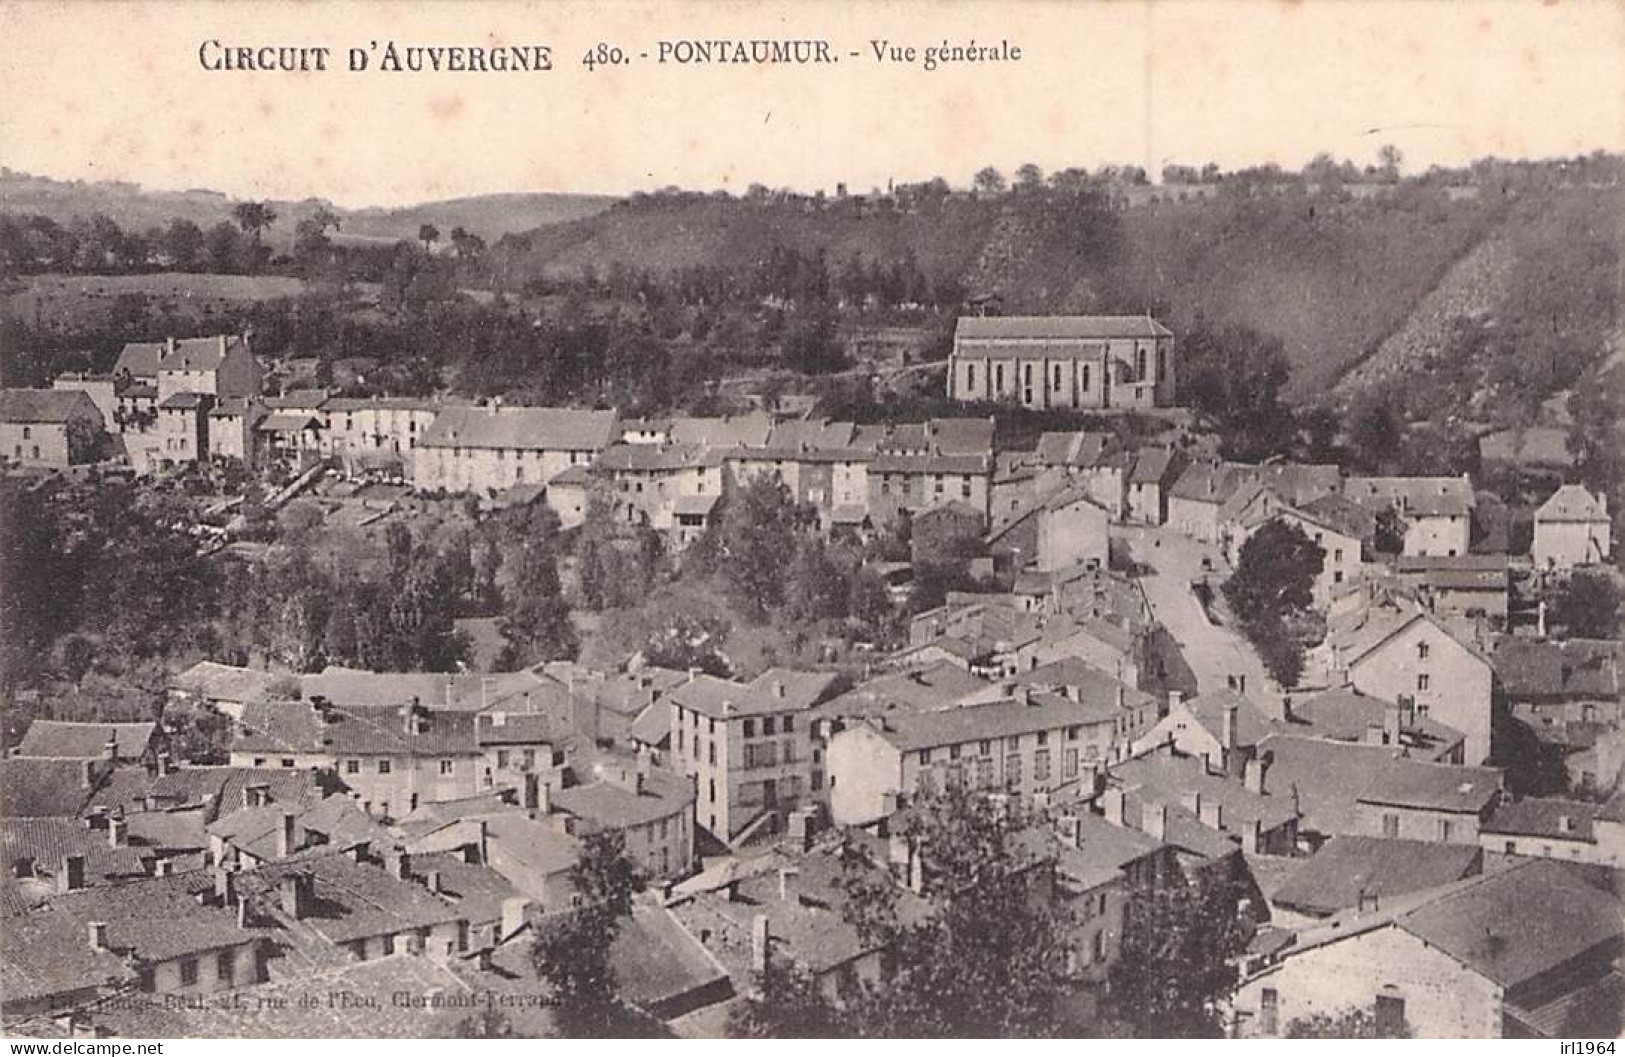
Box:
left=813, top=660, right=989, bottom=720
left=406, top=852, right=522, bottom=926
left=239, top=850, right=463, bottom=944
left=158, top=392, right=206, bottom=410
left=954, top=315, right=1173, bottom=341
left=765, top=419, right=858, bottom=451
left=232, top=700, right=479, bottom=757
left=1298, top=493, right=1378, bottom=541
left=157, top=335, right=245, bottom=372
left=553, top=767, right=695, bottom=831
left=1344, top=475, right=1475, bottom=519
left=1284, top=687, right=1465, bottom=759
left=1270, top=835, right=1483, bottom=916
left=1128, top=448, right=1176, bottom=485
left=1054, top=811, right=1167, bottom=890
left=0, top=388, right=102, bottom=424
left=1492, top=637, right=1621, bottom=701
left=629, top=701, right=672, bottom=747
left=1177, top=689, right=1280, bottom=749
left=1481, top=796, right=1602, bottom=843
left=1035, top=430, right=1112, bottom=469
left=1536, top=484, right=1609, bottom=523
left=113, top=342, right=165, bottom=379
left=1397, top=859, right=1624, bottom=988
left=171, top=662, right=288, bottom=705
left=667, top=669, right=839, bottom=721
left=15, top=721, right=156, bottom=761
left=473, top=711, right=554, bottom=746
left=1393, top=554, right=1510, bottom=592
left=209, top=795, right=395, bottom=860
left=1012, top=656, right=1156, bottom=713
left=867, top=691, right=1118, bottom=753
left=92, top=764, right=326, bottom=819
left=596, top=442, right=719, bottom=472
left=482, top=813, right=582, bottom=878
left=1354, top=759, right=1503, bottom=813
left=419, top=405, right=618, bottom=452
left=0, top=757, right=107, bottom=818
left=610, top=901, right=732, bottom=1016
left=1111, top=752, right=1300, bottom=834
left=667, top=413, right=773, bottom=449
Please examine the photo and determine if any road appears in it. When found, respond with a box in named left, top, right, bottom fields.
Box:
left=1114, top=523, right=1275, bottom=701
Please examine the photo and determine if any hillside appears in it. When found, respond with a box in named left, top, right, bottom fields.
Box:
left=490, top=184, right=1550, bottom=399
left=0, top=170, right=612, bottom=248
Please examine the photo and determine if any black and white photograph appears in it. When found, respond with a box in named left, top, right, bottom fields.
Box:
left=0, top=0, right=1621, bottom=1041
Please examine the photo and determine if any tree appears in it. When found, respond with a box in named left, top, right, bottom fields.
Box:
left=230, top=201, right=277, bottom=244
left=1177, top=321, right=1295, bottom=461
left=1286, top=1005, right=1412, bottom=1038
left=419, top=223, right=441, bottom=254
left=1377, top=143, right=1405, bottom=181
left=1109, top=874, right=1254, bottom=1037
left=1345, top=393, right=1404, bottom=473
left=292, top=207, right=341, bottom=272
left=972, top=166, right=1007, bottom=195
left=1224, top=521, right=1323, bottom=627
left=727, top=958, right=846, bottom=1038
left=448, top=225, right=485, bottom=261
left=1372, top=504, right=1408, bottom=556
left=832, top=787, right=1077, bottom=1037
left=1548, top=569, right=1623, bottom=640
left=1014, top=163, right=1045, bottom=190
left=530, top=830, right=644, bottom=1036
left=714, top=476, right=812, bottom=619
left=497, top=538, right=578, bottom=668
left=783, top=303, right=846, bottom=374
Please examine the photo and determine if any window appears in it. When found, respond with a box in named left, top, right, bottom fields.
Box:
left=962, top=478, right=972, bottom=499
left=1080, top=364, right=1091, bottom=390
left=1005, top=753, right=1023, bottom=787
left=253, top=757, right=266, bottom=767
left=995, top=364, right=1005, bottom=391
left=180, top=957, right=199, bottom=986
left=280, top=758, right=295, bottom=769
left=1037, top=730, right=1049, bottom=746
left=1417, top=674, right=1430, bottom=692
left=976, top=757, right=994, bottom=787
left=216, top=949, right=235, bottom=985
left=20, top=427, right=29, bottom=440
left=1382, top=812, right=1400, bottom=838
left=1260, top=988, right=1279, bottom=1036
left=783, top=716, right=793, bottom=732
left=965, top=364, right=976, bottom=391
left=1505, top=840, right=1517, bottom=854
left=676, top=729, right=685, bottom=751
left=708, top=779, right=716, bottom=803
left=949, top=744, right=961, bottom=760
left=496, top=749, right=510, bottom=768
left=979, top=740, right=992, bottom=757
left=1417, top=642, right=1430, bottom=661
left=1092, top=928, right=1106, bottom=964
left=919, top=749, right=932, bottom=764
left=1439, top=819, right=1453, bottom=842
left=1064, top=748, right=1079, bottom=779
left=439, top=759, right=454, bottom=776
left=1034, top=749, right=1051, bottom=782
left=378, top=760, right=391, bottom=774
left=763, top=717, right=776, bottom=736
left=1053, top=364, right=1063, bottom=390
left=1024, top=364, right=1033, bottom=385
left=139, top=967, right=156, bottom=992
left=708, top=742, right=717, bottom=765
left=382, top=934, right=396, bottom=955
left=345, top=759, right=360, bottom=775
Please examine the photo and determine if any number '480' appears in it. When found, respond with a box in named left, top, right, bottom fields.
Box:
left=581, top=43, right=626, bottom=70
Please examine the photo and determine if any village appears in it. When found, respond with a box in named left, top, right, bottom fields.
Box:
left=0, top=306, right=1620, bottom=1039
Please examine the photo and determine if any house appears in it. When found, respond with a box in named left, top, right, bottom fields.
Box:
left=1532, top=485, right=1611, bottom=569
left=545, top=464, right=593, bottom=528
left=1125, top=448, right=1177, bottom=525
left=156, top=391, right=210, bottom=464
left=667, top=668, right=839, bottom=841
left=0, top=818, right=154, bottom=903
left=1169, top=461, right=1342, bottom=545
left=1491, top=637, right=1622, bottom=794
left=551, top=750, right=696, bottom=879
left=1051, top=809, right=1182, bottom=984
left=1344, top=475, right=1475, bottom=558
left=207, top=794, right=395, bottom=867
left=206, top=397, right=265, bottom=466
left=827, top=688, right=1125, bottom=826
left=410, top=404, right=618, bottom=499
left=596, top=442, right=725, bottom=532
left=322, top=396, right=443, bottom=476
left=1232, top=859, right=1624, bottom=1038
left=49, top=373, right=118, bottom=431
left=986, top=482, right=1110, bottom=573
left=1135, top=689, right=1279, bottom=768
left=229, top=698, right=484, bottom=821
left=910, top=499, right=986, bottom=567
left=1351, top=759, right=1504, bottom=845
left=1005, top=655, right=1161, bottom=748
left=1283, top=687, right=1466, bottom=764
left=948, top=315, right=1176, bottom=410
left=0, top=389, right=106, bottom=468
left=1335, top=607, right=1495, bottom=765
left=1392, top=555, right=1511, bottom=619
left=148, top=335, right=263, bottom=405
left=0, top=868, right=270, bottom=1019
left=1479, top=796, right=1623, bottom=867
left=1107, top=749, right=1300, bottom=856
left=1241, top=495, right=1372, bottom=607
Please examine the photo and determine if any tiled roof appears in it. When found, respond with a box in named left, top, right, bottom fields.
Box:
left=256, top=412, right=321, bottom=432
left=482, top=813, right=582, bottom=878
left=113, top=342, right=165, bottom=378
left=1481, top=796, right=1602, bottom=843
left=1298, top=493, right=1377, bottom=541
left=1035, top=430, right=1112, bottom=469
left=1354, top=759, right=1503, bottom=813
left=1128, top=448, right=1175, bottom=485
left=395, top=791, right=520, bottom=839
left=1111, top=752, right=1299, bottom=834
left=0, top=818, right=152, bottom=884
left=0, top=388, right=101, bottom=424
left=1, top=902, right=136, bottom=1005
left=1393, top=554, right=1510, bottom=591
left=610, top=901, right=732, bottom=1015
left=765, top=419, right=857, bottom=451
left=419, top=405, right=618, bottom=452
left=672, top=492, right=722, bottom=517
left=15, top=721, right=156, bottom=761
left=240, top=850, right=463, bottom=943
left=1285, top=687, right=1465, bottom=759
left=1012, top=656, right=1155, bottom=713
left=473, top=711, right=554, bottom=746
left=553, top=766, right=695, bottom=831
left=1177, top=689, right=1280, bottom=749
left=231, top=700, right=478, bottom=757
left=263, top=388, right=330, bottom=410
left=209, top=795, right=394, bottom=860
left=158, top=392, right=207, bottom=410
left=629, top=701, right=672, bottom=747
left=302, top=665, right=558, bottom=712
left=667, top=413, right=774, bottom=449
left=1536, top=484, right=1609, bottom=523
left=954, top=315, right=1173, bottom=341
left=406, top=852, right=522, bottom=926
left=1270, top=835, right=1483, bottom=916
left=667, top=669, right=838, bottom=721
left=596, top=442, right=719, bottom=472
left=870, top=451, right=991, bottom=475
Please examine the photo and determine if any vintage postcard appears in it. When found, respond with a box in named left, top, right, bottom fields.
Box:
left=0, top=0, right=1621, bottom=1042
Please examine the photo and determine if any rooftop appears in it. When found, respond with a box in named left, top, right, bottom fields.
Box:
left=14, top=720, right=156, bottom=761
left=1536, top=484, right=1609, bottom=523
left=954, top=314, right=1173, bottom=341
left=419, top=405, right=618, bottom=452
left=1270, top=835, right=1483, bottom=916
left=0, top=388, right=102, bottom=424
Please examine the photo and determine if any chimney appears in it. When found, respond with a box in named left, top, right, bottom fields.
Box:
left=237, top=897, right=250, bottom=928
left=777, top=867, right=798, bottom=902
left=87, top=921, right=110, bottom=952
left=1199, top=798, right=1223, bottom=831
left=156, top=751, right=174, bottom=776
left=1356, top=887, right=1379, bottom=913
left=1167, top=690, right=1182, bottom=715
left=1144, top=803, right=1167, bottom=841
left=60, top=855, right=86, bottom=893
left=1244, top=758, right=1268, bottom=795
left=1221, top=703, right=1239, bottom=751
left=213, top=866, right=236, bottom=906
left=102, top=737, right=118, bottom=761
left=278, top=873, right=311, bottom=920
left=107, top=816, right=128, bottom=849
left=155, top=858, right=174, bottom=877
left=86, top=806, right=108, bottom=830
left=751, top=913, right=771, bottom=976
left=1102, top=786, right=1126, bottom=827
left=1181, top=790, right=1202, bottom=816
left=278, top=812, right=297, bottom=858
left=1383, top=702, right=1403, bottom=746
left=1247, top=818, right=1264, bottom=854
left=1364, top=720, right=1388, bottom=746
left=538, top=779, right=552, bottom=816
left=426, top=870, right=442, bottom=895
left=385, top=849, right=410, bottom=880
left=81, top=760, right=98, bottom=790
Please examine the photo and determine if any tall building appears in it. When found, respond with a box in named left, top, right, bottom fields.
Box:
left=948, top=315, right=1176, bottom=410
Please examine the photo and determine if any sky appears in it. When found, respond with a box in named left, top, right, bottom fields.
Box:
left=1, top=0, right=1622, bottom=208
